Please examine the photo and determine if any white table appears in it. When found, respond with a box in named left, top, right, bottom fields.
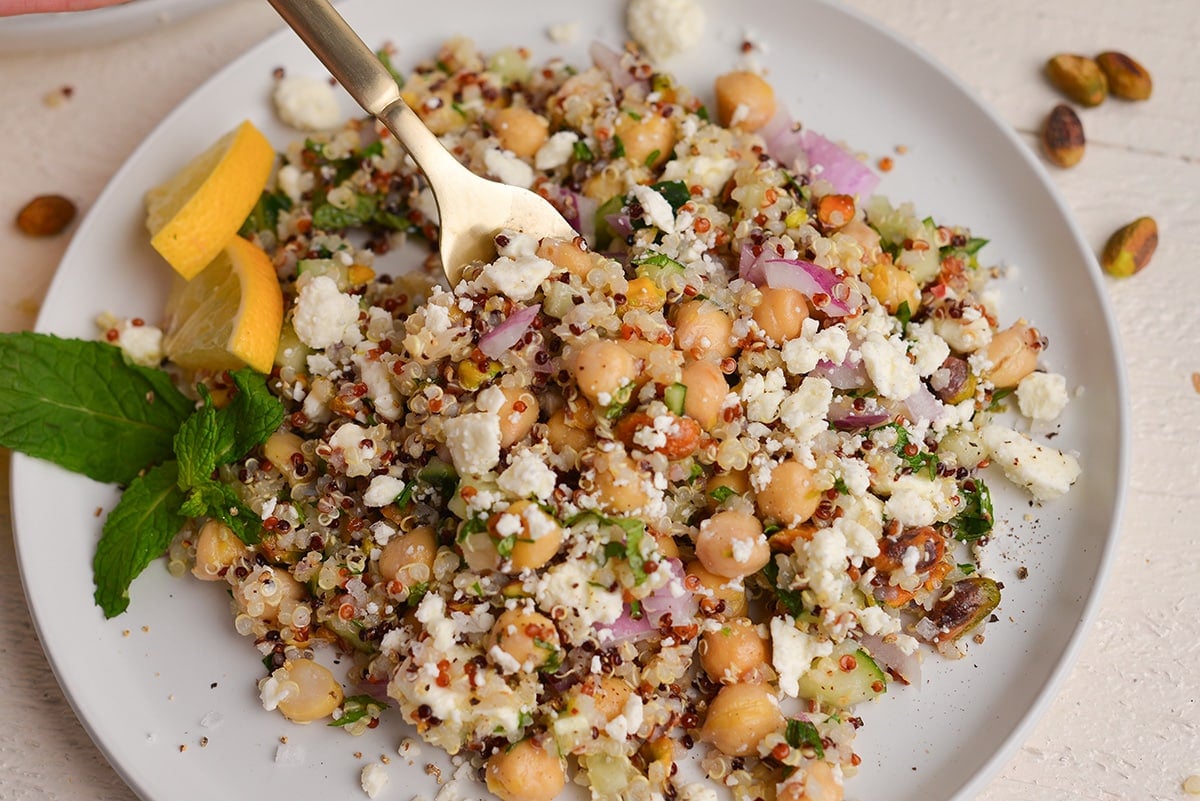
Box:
left=1, top=1, right=1197, bottom=799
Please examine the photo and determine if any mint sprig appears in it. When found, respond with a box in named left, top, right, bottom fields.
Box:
left=0, top=333, right=193, bottom=484
left=0, top=332, right=286, bottom=618
left=93, top=462, right=186, bottom=617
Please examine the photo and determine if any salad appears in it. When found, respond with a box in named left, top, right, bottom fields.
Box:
left=94, top=32, right=1079, bottom=801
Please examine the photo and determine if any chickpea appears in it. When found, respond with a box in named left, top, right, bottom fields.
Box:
left=777, top=761, right=844, bottom=801
left=572, top=340, right=638, bottom=406
left=485, top=738, right=565, bottom=801
left=546, top=408, right=595, bottom=453
left=752, top=287, right=809, bottom=343
left=706, top=470, right=749, bottom=503
left=275, top=659, right=344, bottom=723
left=714, top=71, right=777, bottom=132
left=866, top=260, right=921, bottom=316
left=756, top=459, right=821, bottom=526
left=985, top=322, right=1040, bottom=389
left=378, top=526, right=437, bottom=588
left=581, top=164, right=626, bottom=202
left=674, top=300, right=736, bottom=361
left=237, top=567, right=306, bottom=625
left=490, top=107, right=550, bottom=158
left=700, top=682, right=784, bottom=757
left=695, top=510, right=770, bottom=578
left=491, top=500, right=564, bottom=571
left=590, top=448, right=651, bottom=513
left=191, top=519, right=248, bottom=581
left=615, top=110, right=675, bottom=168
left=685, top=560, right=748, bottom=617
left=488, top=607, right=561, bottom=670
left=840, top=218, right=883, bottom=264
left=576, top=674, right=634, bottom=721
left=651, top=529, right=681, bottom=560
left=537, top=236, right=598, bottom=278
left=680, top=358, right=728, bottom=430
left=699, top=617, right=769, bottom=684
left=263, top=430, right=311, bottom=485
left=497, top=386, right=539, bottom=448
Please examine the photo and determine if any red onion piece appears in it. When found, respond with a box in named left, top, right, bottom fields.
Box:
left=605, top=212, right=635, bottom=239
left=859, top=633, right=922, bottom=686
left=901, top=385, right=946, bottom=426
left=762, top=258, right=862, bottom=316
left=802, top=130, right=880, bottom=199
left=738, top=240, right=767, bottom=285
left=827, top=398, right=891, bottom=431
left=759, top=107, right=808, bottom=172
left=478, top=304, right=540, bottom=359
left=640, top=559, right=699, bottom=626
left=810, top=357, right=868, bottom=390
left=589, top=41, right=637, bottom=90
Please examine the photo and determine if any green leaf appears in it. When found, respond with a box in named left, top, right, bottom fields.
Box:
left=174, top=370, right=284, bottom=489
left=182, top=478, right=260, bottom=544
left=611, top=135, right=626, bottom=159
left=93, top=461, right=187, bottom=618
left=239, top=188, right=293, bottom=236
left=964, top=237, right=988, bottom=255
left=896, top=300, right=912, bottom=329
left=664, top=383, right=688, bottom=416
left=643, top=149, right=660, bottom=168
left=784, top=718, right=825, bottom=759
left=709, top=485, right=736, bottom=503
left=649, top=180, right=689, bottom=212
left=573, top=140, right=595, bottom=163
left=949, top=479, right=994, bottom=542
left=567, top=511, right=650, bottom=584
left=0, top=333, right=192, bottom=484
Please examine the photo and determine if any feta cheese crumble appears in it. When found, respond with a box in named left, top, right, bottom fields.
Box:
left=273, top=75, right=341, bottom=132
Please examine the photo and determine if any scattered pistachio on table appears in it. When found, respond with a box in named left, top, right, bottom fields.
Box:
left=1045, top=53, right=1108, bottom=107
left=1042, top=104, right=1086, bottom=168
left=15, top=194, right=77, bottom=237
left=1101, top=216, right=1158, bottom=278
left=1095, top=51, right=1153, bottom=100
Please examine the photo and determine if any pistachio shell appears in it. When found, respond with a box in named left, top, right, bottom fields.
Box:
left=1101, top=217, right=1158, bottom=278
left=1096, top=51, right=1153, bottom=100
left=1045, top=54, right=1108, bottom=106
left=1042, top=104, right=1086, bottom=168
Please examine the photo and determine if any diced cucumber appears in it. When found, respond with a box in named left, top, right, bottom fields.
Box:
left=633, top=252, right=685, bottom=288
left=273, top=322, right=311, bottom=372
left=664, top=383, right=687, bottom=416
left=795, top=642, right=887, bottom=708
left=592, top=194, right=626, bottom=251
left=297, top=257, right=349, bottom=290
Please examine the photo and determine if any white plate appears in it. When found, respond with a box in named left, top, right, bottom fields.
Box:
left=12, top=2, right=1127, bottom=800
left=0, top=0, right=230, bottom=52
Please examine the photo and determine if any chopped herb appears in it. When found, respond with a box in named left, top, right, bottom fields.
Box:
left=611, top=136, right=626, bottom=159
left=949, top=479, right=994, bottom=542
left=624, top=109, right=643, bottom=121
left=696, top=105, right=710, bottom=121
left=312, top=192, right=377, bottom=230
left=358, top=140, right=385, bottom=160
left=709, top=485, right=737, bottom=503
left=649, top=180, right=689, bottom=212
left=573, top=140, right=595, bottom=163
left=629, top=599, right=643, bottom=620
left=603, top=382, right=635, bottom=420
left=957, top=563, right=977, bottom=575
left=987, top=388, right=1014, bottom=412
left=833, top=477, right=850, bottom=495
left=784, top=718, right=825, bottom=759
left=896, top=300, right=912, bottom=329
left=328, top=695, right=389, bottom=728
left=888, top=423, right=939, bottom=479
left=761, top=558, right=806, bottom=618
left=451, top=102, right=467, bottom=118
left=964, top=237, right=989, bottom=255
left=643, top=149, right=661, bottom=168
left=406, top=582, right=430, bottom=606
left=239, top=188, right=293, bottom=236
left=376, top=49, right=405, bottom=87
left=568, top=511, right=650, bottom=584
left=456, top=514, right=488, bottom=543
left=495, top=534, right=517, bottom=559
left=395, top=480, right=416, bottom=508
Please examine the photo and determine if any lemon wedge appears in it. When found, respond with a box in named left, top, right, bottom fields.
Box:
left=162, top=236, right=283, bottom=374
left=145, top=120, right=275, bottom=280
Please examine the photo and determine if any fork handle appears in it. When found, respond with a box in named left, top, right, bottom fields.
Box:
left=266, top=0, right=464, bottom=179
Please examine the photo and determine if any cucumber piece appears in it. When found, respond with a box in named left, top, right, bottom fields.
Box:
left=795, top=642, right=887, bottom=708
left=633, top=252, right=686, bottom=288
left=664, top=382, right=687, bottom=416
left=297, top=258, right=349, bottom=290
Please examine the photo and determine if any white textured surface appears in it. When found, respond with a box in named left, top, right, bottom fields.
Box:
left=0, top=1, right=1197, bottom=799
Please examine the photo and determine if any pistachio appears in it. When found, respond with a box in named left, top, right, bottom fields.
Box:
left=1096, top=51, right=1153, bottom=100
left=16, top=194, right=76, bottom=237
left=1045, top=54, right=1108, bottom=106
left=1042, top=104, right=1086, bottom=168
left=1101, top=216, right=1158, bottom=278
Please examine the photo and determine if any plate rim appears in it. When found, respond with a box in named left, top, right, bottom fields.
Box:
left=11, top=2, right=1130, bottom=800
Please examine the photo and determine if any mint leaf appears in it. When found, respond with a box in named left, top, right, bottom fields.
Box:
left=784, top=718, right=825, bottom=759
left=175, top=369, right=283, bottom=488
left=0, top=333, right=192, bottom=484
left=949, top=479, right=994, bottom=542
left=93, top=461, right=186, bottom=618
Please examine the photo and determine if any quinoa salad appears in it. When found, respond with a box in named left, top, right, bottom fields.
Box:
left=111, top=34, right=1082, bottom=801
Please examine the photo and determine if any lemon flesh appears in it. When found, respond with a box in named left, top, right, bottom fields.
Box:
left=145, top=120, right=275, bottom=280
left=162, top=236, right=283, bottom=374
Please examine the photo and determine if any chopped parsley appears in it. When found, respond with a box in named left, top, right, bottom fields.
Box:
left=328, top=695, right=389, bottom=728
left=709, top=485, right=737, bottom=503
left=948, top=479, right=994, bottom=542
left=784, top=718, right=825, bottom=759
